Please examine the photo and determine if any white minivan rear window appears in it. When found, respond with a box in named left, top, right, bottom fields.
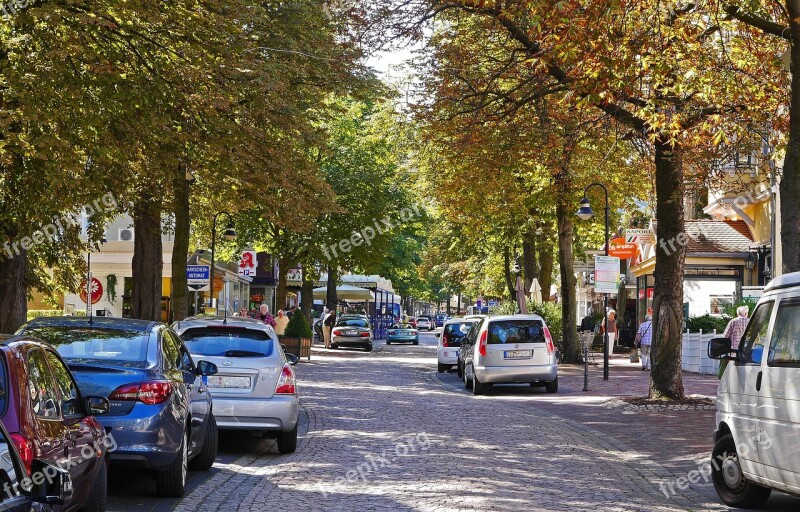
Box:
left=488, top=320, right=545, bottom=345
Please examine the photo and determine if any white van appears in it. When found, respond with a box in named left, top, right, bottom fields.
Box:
left=708, top=272, right=800, bottom=508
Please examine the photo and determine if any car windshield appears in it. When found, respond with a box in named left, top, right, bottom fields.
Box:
left=487, top=320, right=545, bottom=344
left=337, top=318, right=369, bottom=328
left=180, top=328, right=274, bottom=357
left=25, top=327, right=150, bottom=367
left=444, top=322, right=475, bottom=339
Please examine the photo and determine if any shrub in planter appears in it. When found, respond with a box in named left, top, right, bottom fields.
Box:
left=281, top=312, right=313, bottom=360
left=284, top=312, right=313, bottom=338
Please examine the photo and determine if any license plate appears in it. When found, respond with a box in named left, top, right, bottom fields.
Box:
left=504, top=350, right=532, bottom=359
left=345, top=330, right=357, bottom=336
left=207, top=376, right=251, bottom=389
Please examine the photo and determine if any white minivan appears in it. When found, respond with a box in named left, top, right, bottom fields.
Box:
left=708, top=272, right=800, bottom=508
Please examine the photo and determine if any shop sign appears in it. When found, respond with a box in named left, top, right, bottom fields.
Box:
left=608, top=238, right=639, bottom=259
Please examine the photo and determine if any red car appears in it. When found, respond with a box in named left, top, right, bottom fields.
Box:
left=0, top=335, right=110, bottom=512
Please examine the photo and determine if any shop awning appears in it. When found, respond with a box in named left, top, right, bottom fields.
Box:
left=312, top=285, right=375, bottom=301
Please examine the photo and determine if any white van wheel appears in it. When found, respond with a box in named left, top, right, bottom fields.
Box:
left=711, top=434, right=771, bottom=508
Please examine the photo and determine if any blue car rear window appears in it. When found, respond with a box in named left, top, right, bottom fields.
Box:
left=180, top=328, right=274, bottom=357
left=24, top=327, right=150, bottom=366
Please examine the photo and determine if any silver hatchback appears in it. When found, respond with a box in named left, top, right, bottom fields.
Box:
left=173, top=316, right=299, bottom=453
left=460, top=314, right=558, bottom=395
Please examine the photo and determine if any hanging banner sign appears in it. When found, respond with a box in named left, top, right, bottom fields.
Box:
left=626, top=229, right=655, bottom=245
left=609, top=238, right=640, bottom=259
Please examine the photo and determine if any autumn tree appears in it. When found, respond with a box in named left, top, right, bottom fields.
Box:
left=366, top=0, right=785, bottom=398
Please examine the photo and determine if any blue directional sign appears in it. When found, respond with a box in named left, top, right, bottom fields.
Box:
left=187, top=265, right=210, bottom=291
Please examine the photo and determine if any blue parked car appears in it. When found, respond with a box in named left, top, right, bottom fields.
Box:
left=386, top=323, right=419, bottom=345
left=434, top=313, right=448, bottom=328
left=18, top=317, right=219, bottom=497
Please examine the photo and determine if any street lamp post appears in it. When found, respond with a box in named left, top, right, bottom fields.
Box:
left=576, top=182, right=611, bottom=381
left=209, top=212, right=236, bottom=310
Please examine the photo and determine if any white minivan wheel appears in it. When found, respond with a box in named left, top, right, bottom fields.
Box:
left=711, top=434, right=771, bottom=508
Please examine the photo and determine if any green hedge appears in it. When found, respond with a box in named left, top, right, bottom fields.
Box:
left=685, top=314, right=730, bottom=334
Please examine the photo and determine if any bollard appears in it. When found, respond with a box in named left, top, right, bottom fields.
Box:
left=583, top=338, right=590, bottom=392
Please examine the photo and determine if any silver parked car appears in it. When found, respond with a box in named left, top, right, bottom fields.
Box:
left=459, top=314, right=558, bottom=395
left=172, top=316, right=299, bottom=453
left=331, top=314, right=373, bottom=352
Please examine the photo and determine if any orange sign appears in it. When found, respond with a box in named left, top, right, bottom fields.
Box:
left=608, top=238, right=639, bottom=259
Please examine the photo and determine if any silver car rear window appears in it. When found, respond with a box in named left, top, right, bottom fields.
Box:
left=444, top=322, right=474, bottom=339
left=180, top=328, right=274, bottom=358
left=488, top=320, right=545, bottom=345
left=337, top=318, right=369, bottom=328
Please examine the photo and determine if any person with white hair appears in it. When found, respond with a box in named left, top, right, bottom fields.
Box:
left=723, top=305, right=750, bottom=350
left=635, top=314, right=654, bottom=371
left=258, top=304, right=277, bottom=328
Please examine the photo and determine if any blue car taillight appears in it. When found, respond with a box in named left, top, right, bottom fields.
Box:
left=110, top=381, right=173, bottom=405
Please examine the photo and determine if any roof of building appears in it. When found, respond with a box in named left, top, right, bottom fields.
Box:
left=662, top=219, right=754, bottom=254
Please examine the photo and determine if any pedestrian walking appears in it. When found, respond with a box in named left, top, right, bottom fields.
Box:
left=275, top=309, right=290, bottom=335
left=636, top=314, right=653, bottom=371
left=322, top=309, right=337, bottom=349
left=600, top=309, right=619, bottom=358
left=259, top=304, right=276, bottom=328
left=719, top=305, right=750, bottom=378
left=287, top=306, right=298, bottom=319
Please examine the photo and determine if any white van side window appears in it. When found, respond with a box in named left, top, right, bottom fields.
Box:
left=768, top=300, right=800, bottom=366
left=740, top=301, right=774, bottom=365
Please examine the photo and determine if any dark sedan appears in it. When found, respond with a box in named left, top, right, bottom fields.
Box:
left=0, top=336, right=110, bottom=511
left=18, top=317, right=219, bottom=497
left=330, top=315, right=373, bottom=352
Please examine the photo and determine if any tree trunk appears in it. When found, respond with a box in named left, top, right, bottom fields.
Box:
left=0, top=249, right=27, bottom=333
left=522, top=225, right=538, bottom=293
left=276, top=256, right=289, bottom=311
left=556, top=200, right=580, bottom=363
left=131, top=196, right=163, bottom=321
left=782, top=1, right=800, bottom=273
left=538, top=238, right=554, bottom=302
left=326, top=265, right=338, bottom=309
left=301, top=269, right=313, bottom=323
left=649, top=140, right=686, bottom=400
left=170, top=170, right=190, bottom=322
left=503, top=247, right=516, bottom=301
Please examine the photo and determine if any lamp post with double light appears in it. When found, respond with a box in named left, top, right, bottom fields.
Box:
left=576, top=182, right=611, bottom=381
left=209, top=212, right=236, bottom=310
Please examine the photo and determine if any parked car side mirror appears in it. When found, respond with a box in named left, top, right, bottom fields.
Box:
left=28, top=459, right=73, bottom=504
left=196, top=360, right=218, bottom=376
left=286, top=353, right=299, bottom=366
left=708, top=337, right=736, bottom=360
left=85, top=396, right=110, bottom=416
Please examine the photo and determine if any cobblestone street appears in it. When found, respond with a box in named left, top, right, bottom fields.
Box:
left=109, top=333, right=800, bottom=512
